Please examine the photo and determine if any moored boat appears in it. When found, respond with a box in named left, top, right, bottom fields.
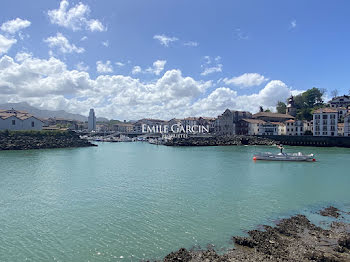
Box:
left=253, top=152, right=316, bottom=162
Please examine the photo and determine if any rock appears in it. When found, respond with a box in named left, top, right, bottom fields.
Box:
left=320, top=206, right=341, bottom=218
left=0, top=130, right=96, bottom=150
left=233, top=236, right=257, bottom=248
left=164, top=248, right=192, bottom=262
left=338, top=234, right=350, bottom=249
left=165, top=135, right=276, bottom=147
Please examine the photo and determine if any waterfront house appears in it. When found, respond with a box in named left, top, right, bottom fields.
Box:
left=312, top=108, right=338, bottom=136
left=344, top=113, right=350, bottom=137
left=285, top=120, right=308, bottom=136
left=236, top=119, right=263, bottom=135
left=0, top=109, right=43, bottom=131
left=329, top=95, right=350, bottom=108
left=182, top=117, right=198, bottom=127
left=337, top=107, right=349, bottom=120
left=258, top=121, right=280, bottom=136
left=112, top=123, right=134, bottom=133
left=215, top=109, right=252, bottom=135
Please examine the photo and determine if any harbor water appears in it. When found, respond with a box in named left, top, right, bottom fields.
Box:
left=0, top=142, right=350, bottom=261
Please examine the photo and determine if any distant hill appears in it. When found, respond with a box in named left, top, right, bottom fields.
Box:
left=0, top=102, right=109, bottom=122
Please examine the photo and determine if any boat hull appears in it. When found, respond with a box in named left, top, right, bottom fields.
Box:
left=253, top=153, right=315, bottom=162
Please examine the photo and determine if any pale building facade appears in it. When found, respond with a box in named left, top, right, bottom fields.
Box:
left=0, top=109, right=43, bottom=131
left=344, top=113, right=350, bottom=137
left=313, top=108, right=338, bottom=136
left=215, top=109, right=252, bottom=135
left=329, top=95, right=350, bottom=108
left=285, top=120, right=308, bottom=136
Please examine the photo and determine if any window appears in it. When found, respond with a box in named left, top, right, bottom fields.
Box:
left=31, top=121, right=35, bottom=127
left=330, top=114, right=336, bottom=119
left=323, top=115, right=328, bottom=119
left=12, top=120, right=15, bottom=125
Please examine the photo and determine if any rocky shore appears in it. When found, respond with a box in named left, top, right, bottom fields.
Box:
left=165, top=135, right=276, bottom=147
left=159, top=206, right=350, bottom=262
left=0, top=130, right=96, bottom=150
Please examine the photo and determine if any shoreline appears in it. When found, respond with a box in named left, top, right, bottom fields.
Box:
left=165, top=135, right=350, bottom=148
left=158, top=206, right=350, bottom=262
left=0, top=130, right=96, bottom=150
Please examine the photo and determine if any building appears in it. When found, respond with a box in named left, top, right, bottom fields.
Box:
left=285, top=120, right=308, bottom=136
left=337, top=107, right=348, bottom=120
left=182, top=117, right=198, bottom=127
left=112, top=123, right=134, bottom=133
left=286, top=95, right=297, bottom=117
left=344, top=113, right=350, bottom=137
left=0, top=109, right=43, bottom=130
left=312, top=108, right=338, bottom=136
left=215, top=109, right=252, bottom=135
left=329, top=95, right=350, bottom=108
left=258, top=122, right=280, bottom=135
left=88, top=109, right=96, bottom=132
left=236, top=119, right=263, bottom=135
left=252, top=112, right=295, bottom=122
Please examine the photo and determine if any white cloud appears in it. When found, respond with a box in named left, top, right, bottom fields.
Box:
left=132, top=66, right=142, bottom=75
left=96, top=60, right=113, bottom=73
left=153, top=34, right=178, bottom=47
left=115, top=62, right=125, bottom=67
left=102, top=40, right=109, bottom=47
left=223, top=73, right=268, bottom=88
left=146, top=60, right=167, bottom=75
left=234, top=28, right=249, bottom=40
left=76, top=62, right=89, bottom=71
left=44, top=33, right=84, bottom=54
left=0, top=54, right=298, bottom=120
left=190, top=80, right=292, bottom=116
left=80, top=36, right=88, bottom=41
left=15, top=52, right=32, bottom=62
left=47, top=0, right=106, bottom=32
left=0, top=54, right=212, bottom=120
left=88, top=19, right=106, bottom=32
left=0, top=34, right=17, bottom=54
left=1, top=18, right=31, bottom=34
left=184, top=41, right=199, bottom=47
left=290, top=20, right=297, bottom=29
left=201, top=64, right=223, bottom=76
left=201, top=55, right=223, bottom=76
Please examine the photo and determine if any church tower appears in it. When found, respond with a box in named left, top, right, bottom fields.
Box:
left=287, top=96, right=297, bottom=117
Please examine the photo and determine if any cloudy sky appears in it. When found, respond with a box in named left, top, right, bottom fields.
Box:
left=1, top=0, right=350, bottom=120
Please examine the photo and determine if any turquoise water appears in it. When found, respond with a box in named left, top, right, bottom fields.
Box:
left=0, top=143, right=350, bottom=261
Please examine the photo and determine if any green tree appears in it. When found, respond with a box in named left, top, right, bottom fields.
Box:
left=293, top=87, right=325, bottom=120
left=276, top=101, right=287, bottom=114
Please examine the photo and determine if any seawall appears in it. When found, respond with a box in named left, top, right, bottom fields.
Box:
left=165, top=135, right=350, bottom=148
left=264, top=135, right=350, bottom=148
left=165, top=135, right=276, bottom=146
left=0, top=130, right=96, bottom=150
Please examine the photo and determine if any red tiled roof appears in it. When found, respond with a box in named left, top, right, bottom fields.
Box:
left=313, top=108, right=338, bottom=113
left=253, top=112, right=295, bottom=119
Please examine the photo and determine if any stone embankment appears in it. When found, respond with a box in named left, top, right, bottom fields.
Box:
left=160, top=206, right=350, bottom=262
left=0, top=130, right=96, bottom=150
left=165, top=135, right=276, bottom=147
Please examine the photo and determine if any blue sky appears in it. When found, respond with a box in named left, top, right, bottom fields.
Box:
left=1, top=0, right=350, bottom=119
